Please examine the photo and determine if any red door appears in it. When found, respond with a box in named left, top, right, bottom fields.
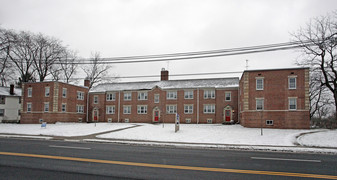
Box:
left=154, top=111, right=159, bottom=122
left=225, top=110, right=231, bottom=121
left=94, top=110, right=98, bottom=121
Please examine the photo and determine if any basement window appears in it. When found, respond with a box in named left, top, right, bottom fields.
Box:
left=266, top=120, right=273, bottom=125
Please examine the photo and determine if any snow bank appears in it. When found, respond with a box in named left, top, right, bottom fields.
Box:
left=298, top=130, right=337, bottom=148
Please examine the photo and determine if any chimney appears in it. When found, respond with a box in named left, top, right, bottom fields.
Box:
left=84, top=78, right=90, bottom=88
left=10, top=84, right=14, bottom=95
left=161, top=68, right=169, bottom=81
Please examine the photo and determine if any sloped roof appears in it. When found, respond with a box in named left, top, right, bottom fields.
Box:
left=0, top=86, right=22, bottom=96
left=90, top=77, right=239, bottom=93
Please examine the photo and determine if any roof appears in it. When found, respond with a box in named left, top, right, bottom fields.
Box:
left=23, top=81, right=88, bottom=89
left=90, top=77, right=239, bottom=93
left=243, top=67, right=309, bottom=72
left=0, top=86, right=22, bottom=97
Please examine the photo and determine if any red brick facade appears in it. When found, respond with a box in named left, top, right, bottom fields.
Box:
left=20, top=82, right=88, bottom=124
left=239, top=68, right=310, bottom=129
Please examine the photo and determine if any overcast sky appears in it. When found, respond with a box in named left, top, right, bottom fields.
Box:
left=1, top=0, right=336, bottom=82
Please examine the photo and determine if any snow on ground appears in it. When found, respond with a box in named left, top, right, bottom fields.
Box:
left=97, top=124, right=317, bottom=146
left=0, top=123, right=133, bottom=137
left=298, top=129, right=337, bottom=148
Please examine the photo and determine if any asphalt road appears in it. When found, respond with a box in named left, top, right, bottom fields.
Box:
left=0, top=138, right=336, bottom=180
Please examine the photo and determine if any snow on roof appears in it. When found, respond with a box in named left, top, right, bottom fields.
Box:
left=0, top=86, right=22, bottom=96
left=90, top=78, right=239, bottom=93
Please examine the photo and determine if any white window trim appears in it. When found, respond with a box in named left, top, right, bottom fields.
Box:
left=225, top=92, right=231, bottom=101
left=27, top=103, right=32, bottom=112
left=61, top=103, right=67, bottom=112
left=28, top=88, right=32, bottom=97
left=203, top=104, right=215, bottom=114
left=166, top=104, right=177, bottom=114
left=124, top=92, right=132, bottom=101
left=204, top=89, right=215, bottom=99
left=137, top=105, right=148, bottom=114
left=123, top=105, right=131, bottom=114
left=45, top=87, right=50, bottom=97
left=94, top=95, right=98, bottom=104
left=266, top=120, right=273, bottom=125
left=288, top=76, right=297, bottom=90
left=184, top=90, right=194, bottom=99
left=44, top=102, right=49, bottom=112
left=76, top=105, right=84, bottom=113
left=256, top=98, right=264, bottom=110
left=62, top=88, right=67, bottom=98
left=106, top=106, right=115, bottom=114
left=184, top=104, right=193, bottom=114
left=166, top=91, right=177, bottom=100
left=106, top=93, right=116, bottom=101
left=256, top=77, right=264, bottom=90
left=77, top=91, right=84, bottom=100
left=289, top=97, right=297, bottom=110
left=154, top=94, right=160, bottom=103
left=138, top=92, right=148, bottom=100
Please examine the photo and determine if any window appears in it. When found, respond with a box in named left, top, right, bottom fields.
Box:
left=203, top=104, right=215, bottom=114
left=289, top=98, right=297, bottom=110
left=76, top=105, right=84, bottom=113
left=167, top=91, right=177, bottom=100
left=45, top=87, right=50, bottom=97
left=28, top=87, right=32, bottom=97
left=154, top=94, right=160, bottom=103
left=184, top=90, right=193, bottom=99
left=256, top=98, right=264, bottom=110
left=0, top=96, right=5, bottom=104
left=204, top=90, right=215, bottom=99
left=77, top=91, right=84, bottom=100
left=106, top=93, right=116, bottom=101
left=44, top=102, right=49, bottom=112
left=94, top=95, right=98, bottom=104
left=185, top=118, right=191, bottom=123
left=124, top=92, right=131, bottom=101
left=62, top=88, right=67, bottom=98
left=61, top=104, right=66, bottom=112
left=27, top=103, right=32, bottom=112
left=166, top=105, right=177, bottom=114
left=289, top=77, right=296, bottom=89
left=266, top=120, right=273, bottom=125
left=123, top=105, right=131, bottom=114
left=106, top=106, right=115, bottom=114
left=225, top=92, right=231, bottom=101
left=0, top=109, right=4, bottom=116
left=256, top=78, right=264, bottom=90
left=184, top=105, right=193, bottom=114
left=207, top=119, right=213, bottom=124
left=137, top=105, right=147, bottom=114
left=138, top=92, right=148, bottom=100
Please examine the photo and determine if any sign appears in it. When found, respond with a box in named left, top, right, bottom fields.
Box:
left=41, top=122, right=47, bottom=128
left=175, top=113, right=180, bottom=133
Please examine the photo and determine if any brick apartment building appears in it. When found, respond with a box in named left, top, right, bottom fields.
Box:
left=20, top=67, right=310, bottom=129
left=239, top=68, right=310, bottom=129
left=20, top=81, right=89, bottom=123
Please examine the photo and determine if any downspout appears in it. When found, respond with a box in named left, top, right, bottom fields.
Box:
left=237, top=86, right=240, bottom=124
left=118, top=91, right=121, bottom=123
left=86, top=90, right=89, bottom=123
left=197, top=88, right=199, bottom=124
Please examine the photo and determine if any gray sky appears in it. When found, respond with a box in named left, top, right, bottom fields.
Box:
left=1, top=0, right=336, bottom=82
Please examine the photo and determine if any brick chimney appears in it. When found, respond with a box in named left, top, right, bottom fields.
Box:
left=84, top=78, right=90, bottom=88
left=10, top=84, right=14, bottom=95
left=161, top=68, right=169, bottom=81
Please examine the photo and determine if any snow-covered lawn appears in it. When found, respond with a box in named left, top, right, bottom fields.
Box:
left=0, top=123, right=133, bottom=137
left=97, top=123, right=324, bottom=147
left=298, top=129, right=337, bottom=148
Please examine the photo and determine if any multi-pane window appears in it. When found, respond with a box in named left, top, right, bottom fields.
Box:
left=106, top=106, right=115, bottom=114
left=167, top=91, right=177, bottom=100
left=124, top=92, right=131, bottom=101
left=0, top=109, right=4, bottom=116
left=137, top=105, right=147, bottom=114
left=203, top=104, right=215, bottom=114
left=154, top=94, right=160, bottom=103
left=184, top=90, right=193, bottom=99
left=94, top=95, right=98, bottom=104
left=256, top=99, right=264, bottom=110
left=27, top=103, right=32, bottom=112
left=289, top=77, right=297, bottom=89
left=61, top=104, right=66, bottom=112
left=184, top=105, right=193, bottom=114
left=28, top=88, right=32, bottom=97
left=77, top=91, right=84, bottom=100
left=256, top=78, right=264, bottom=90
left=45, top=87, right=50, bottom=97
left=204, top=90, right=215, bottom=99
left=76, top=105, right=84, bottom=113
left=0, top=96, right=5, bottom=104
left=166, top=105, right=177, bottom=114
left=123, top=105, right=131, bottom=114
left=44, top=102, right=49, bottom=112
left=106, top=93, right=116, bottom=101
left=225, top=92, right=231, bottom=101
left=62, top=88, right=67, bottom=98
left=138, top=92, right=148, bottom=100
left=289, top=98, right=297, bottom=110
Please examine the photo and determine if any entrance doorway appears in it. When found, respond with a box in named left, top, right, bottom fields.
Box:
left=152, top=107, right=160, bottom=123
left=93, top=109, right=99, bottom=122
left=223, top=106, right=233, bottom=123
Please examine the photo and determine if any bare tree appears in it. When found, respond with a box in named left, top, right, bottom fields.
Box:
left=293, top=12, right=337, bottom=120
left=81, top=52, right=115, bottom=89
left=51, top=50, right=78, bottom=83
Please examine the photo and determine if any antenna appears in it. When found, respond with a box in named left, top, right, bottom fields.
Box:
left=245, top=59, right=249, bottom=70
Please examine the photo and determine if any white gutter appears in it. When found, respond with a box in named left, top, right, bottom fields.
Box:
left=197, top=88, right=199, bottom=124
